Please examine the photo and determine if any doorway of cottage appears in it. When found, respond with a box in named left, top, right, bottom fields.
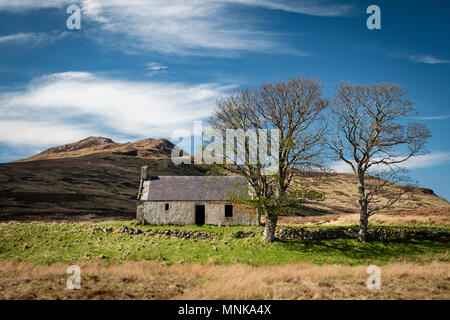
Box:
left=195, top=205, right=205, bottom=225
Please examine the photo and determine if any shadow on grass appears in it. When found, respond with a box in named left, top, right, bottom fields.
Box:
left=274, top=238, right=446, bottom=263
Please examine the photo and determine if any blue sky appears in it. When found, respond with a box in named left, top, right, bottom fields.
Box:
left=0, top=0, right=449, bottom=199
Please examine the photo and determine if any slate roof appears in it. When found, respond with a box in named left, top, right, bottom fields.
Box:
left=143, top=176, right=248, bottom=201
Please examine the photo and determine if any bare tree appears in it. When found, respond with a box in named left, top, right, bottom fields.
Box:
left=209, top=78, right=327, bottom=242
left=328, top=83, right=431, bottom=242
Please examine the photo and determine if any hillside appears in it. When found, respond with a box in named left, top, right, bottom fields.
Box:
left=292, top=171, right=449, bottom=215
left=13, top=136, right=176, bottom=162
left=0, top=137, right=448, bottom=221
left=0, top=137, right=205, bottom=221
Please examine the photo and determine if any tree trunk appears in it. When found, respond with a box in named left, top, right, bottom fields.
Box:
left=357, top=171, right=369, bottom=242
left=263, top=214, right=278, bottom=243
left=358, top=211, right=369, bottom=242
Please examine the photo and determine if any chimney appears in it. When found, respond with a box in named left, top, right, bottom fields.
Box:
left=140, top=165, right=150, bottom=180
left=137, top=165, right=150, bottom=200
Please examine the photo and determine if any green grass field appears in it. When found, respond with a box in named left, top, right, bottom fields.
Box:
left=0, top=221, right=448, bottom=266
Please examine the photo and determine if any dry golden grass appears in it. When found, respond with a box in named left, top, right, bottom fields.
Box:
left=292, top=172, right=449, bottom=214
left=0, top=261, right=448, bottom=300
left=0, top=261, right=195, bottom=300
left=278, top=207, right=450, bottom=227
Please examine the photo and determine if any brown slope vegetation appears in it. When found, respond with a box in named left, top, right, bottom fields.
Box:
left=277, top=207, right=450, bottom=227
left=13, top=136, right=176, bottom=162
left=0, top=153, right=206, bottom=222
left=292, top=171, right=449, bottom=215
left=0, top=137, right=448, bottom=222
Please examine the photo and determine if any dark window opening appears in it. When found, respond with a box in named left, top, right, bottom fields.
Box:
left=165, top=203, right=169, bottom=211
left=225, top=204, right=233, bottom=217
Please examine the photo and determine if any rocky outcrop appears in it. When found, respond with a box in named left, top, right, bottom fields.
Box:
left=40, top=137, right=116, bottom=154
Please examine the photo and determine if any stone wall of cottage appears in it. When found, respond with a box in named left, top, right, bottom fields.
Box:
left=136, top=201, right=259, bottom=226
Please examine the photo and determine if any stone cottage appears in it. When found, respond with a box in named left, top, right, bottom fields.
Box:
left=136, top=166, right=260, bottom=226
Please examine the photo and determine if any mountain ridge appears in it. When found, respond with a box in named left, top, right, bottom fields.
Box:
left=13, top=136, right=176, bottom=163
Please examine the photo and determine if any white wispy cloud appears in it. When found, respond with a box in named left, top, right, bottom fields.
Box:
left=0, top=32, right=35, bottom=43
left=79, top=0, right=287, bottom=56
left=0, top=119, right=97, bottom=146
left=226, top=0, right=353, bottom=17
left=330, top=152, right=450, bottom=173
left=0, top=71, right=234, bottom=147
left=0, top=0, right=352, bottom=16
left=147, top=62, right=168, bottom=76
left=390, top=53, right=450, bottom=65
left=147, top=63, right=168, bottom=71
left=0, top=0, right=72, bottom=10
left=408, top=55, right=450, bottom=65
left=0, top=0, right=352, bottom=56
left=0, top=31, right=68, bottom=46
left=414, top=114, right=450, bottom=120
